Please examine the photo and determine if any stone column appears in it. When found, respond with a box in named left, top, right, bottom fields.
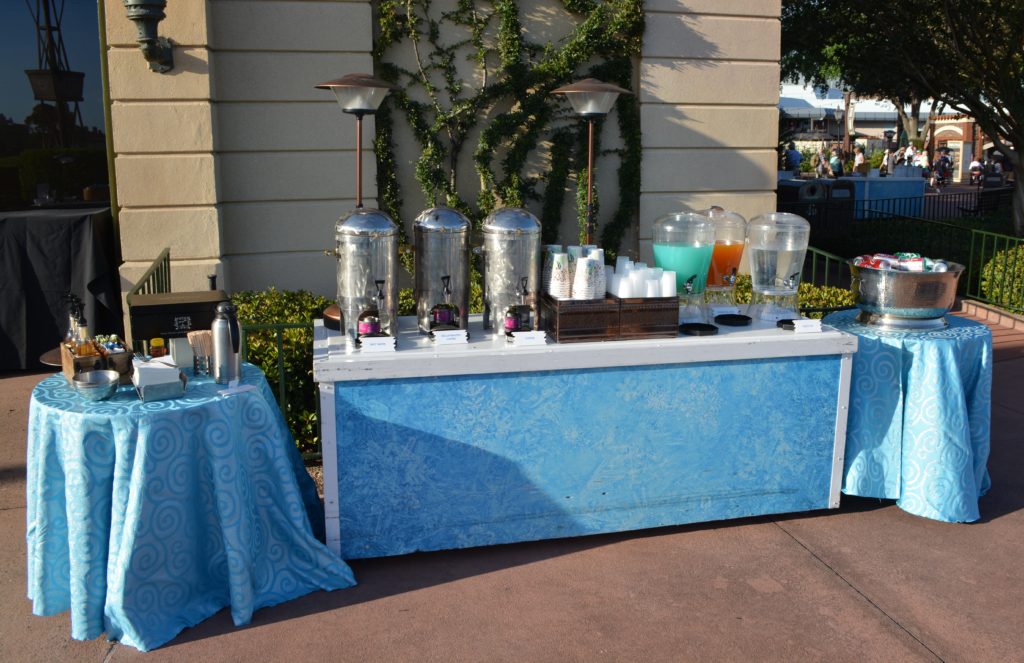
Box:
left=638, top=0, right=782, bottom=263
left=105, top=0, right=224, bottom=295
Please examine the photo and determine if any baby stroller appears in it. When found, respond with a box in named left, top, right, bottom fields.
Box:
left=932, top=153, right=953, bottom=190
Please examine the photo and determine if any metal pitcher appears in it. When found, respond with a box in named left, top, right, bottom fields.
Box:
left=211, top=301, right=241, bottom=384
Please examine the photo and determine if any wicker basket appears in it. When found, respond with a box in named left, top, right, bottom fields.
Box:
left=615, top=295, right=679, bottom=340
left=540, top=295, right=619, bottom=343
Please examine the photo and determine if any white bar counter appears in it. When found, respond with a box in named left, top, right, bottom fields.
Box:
left=315, top=316, right=857, bottom=559
left=313, top=315, right=858, bottom=381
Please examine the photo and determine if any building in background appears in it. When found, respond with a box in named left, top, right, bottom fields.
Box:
left=102, top=0, right=783, bottom=302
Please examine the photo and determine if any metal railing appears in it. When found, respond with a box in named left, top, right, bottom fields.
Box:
left=238, top=321, right=322, bottom=461
left=239, top=321, right=314, bottom=410
left=804, top=245, right=850, bottom=289
left=126, top=247, right=171, bottom=301
left=779, top=187, right=1015, bottom=224
left=966, top=230, right=1024, bottom=313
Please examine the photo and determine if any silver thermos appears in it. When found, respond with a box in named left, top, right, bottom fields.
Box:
left=211, top=301, right=241, bottom=384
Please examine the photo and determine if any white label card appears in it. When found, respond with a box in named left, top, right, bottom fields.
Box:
left=360, top=336, right=397, bottom=353
left=793, top=319, right=823, bottom=334
left=508, top=331, right=547, bottom=346
left=432, top=329, right=469, bottom=345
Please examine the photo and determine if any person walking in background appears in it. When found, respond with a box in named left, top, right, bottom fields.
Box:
left=813, top=147, right=828, bottom=178
left=828, top=146, right=844, bottom=178
left=878, top=148, right=890, bottom=175
left=785, top=142, right=803, bottom=175
left=853, top=146, right=866, bottom=175
left=969, top=157, right=983, bottom=184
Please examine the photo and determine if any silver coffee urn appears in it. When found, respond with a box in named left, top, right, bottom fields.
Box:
left=413, top=207, right=470, bottom=333
left=481, top=208, right=541, bottom=332
left=332, top=208, right=399, bottom=344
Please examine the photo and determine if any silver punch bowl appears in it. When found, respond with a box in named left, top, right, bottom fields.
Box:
left=849, top=260, right=965, bottom=330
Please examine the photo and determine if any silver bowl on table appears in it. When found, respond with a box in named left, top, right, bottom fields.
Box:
left=849, top=260, right=965, bottom=331
left=72, top=369, right=121, bottom=401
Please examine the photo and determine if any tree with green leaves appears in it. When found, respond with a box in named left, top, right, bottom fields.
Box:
left=782, top=0, right=1024, bottom=234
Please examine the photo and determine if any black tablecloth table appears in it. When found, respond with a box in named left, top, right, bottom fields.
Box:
left=0, top=207, right=121, bottom=370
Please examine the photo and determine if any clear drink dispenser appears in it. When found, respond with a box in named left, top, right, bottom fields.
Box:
left=746, top=212, right=810, bottom=320
left=652, top=212, right=716, bottom=322
left=698, top=206, right=747, bottom=306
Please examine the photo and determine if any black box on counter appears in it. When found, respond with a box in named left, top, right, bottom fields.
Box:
left=127, top=290, right=227, bottom=345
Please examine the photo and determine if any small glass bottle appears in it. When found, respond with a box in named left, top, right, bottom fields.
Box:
left=150, top=337, right=168, bottom=357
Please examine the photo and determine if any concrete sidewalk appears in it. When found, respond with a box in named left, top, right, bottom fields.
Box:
left=2, top=311, right=1022, bottom=662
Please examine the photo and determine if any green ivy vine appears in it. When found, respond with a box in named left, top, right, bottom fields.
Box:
left=372, top=0, right=643, bottom=255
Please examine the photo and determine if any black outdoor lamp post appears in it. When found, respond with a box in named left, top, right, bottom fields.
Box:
left=315, top=73, right=399, bottom=208
left=551, top=78, right=632, bottom=245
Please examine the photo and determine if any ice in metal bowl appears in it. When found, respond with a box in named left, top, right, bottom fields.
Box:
left=72, top=369, right=120, bottom=401
left=849, top=260, right=965, bottom=329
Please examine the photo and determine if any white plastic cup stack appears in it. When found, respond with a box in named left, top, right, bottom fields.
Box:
left=567, top=246, right=584, bottom=284
left=660, top=271, right=677, bottom=298
left=572, top=257, right=602, bottom=300
left=548, top=252, right=572, bottom=299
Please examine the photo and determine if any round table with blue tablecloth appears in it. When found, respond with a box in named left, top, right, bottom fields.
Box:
left=25, top=363, right=355, bottom=651
left=824, top=309, right=992, bottom=522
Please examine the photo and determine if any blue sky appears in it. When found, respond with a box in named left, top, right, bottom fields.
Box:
left=0, top=1, right=104, bottom=129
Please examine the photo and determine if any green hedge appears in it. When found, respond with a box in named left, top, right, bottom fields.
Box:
left=980, top=245, right=1024, bottom=312
left=733, top=275, right=856, bottom=318
left=231, top=288, right=329, bottom=454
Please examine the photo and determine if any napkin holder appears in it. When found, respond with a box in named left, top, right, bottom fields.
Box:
left=131, top=357, right=187, bottom=402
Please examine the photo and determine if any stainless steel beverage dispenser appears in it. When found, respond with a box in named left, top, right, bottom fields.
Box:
left=413, top=207, right=470, bottom=333
left=481, top=208, right=541, bottom=332
left=332, top=208, right=399, bottom=343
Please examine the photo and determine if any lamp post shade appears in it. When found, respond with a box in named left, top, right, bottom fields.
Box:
left=315, top=73, right=398, bottom=114
left=551, top=78, right=632, bottom=117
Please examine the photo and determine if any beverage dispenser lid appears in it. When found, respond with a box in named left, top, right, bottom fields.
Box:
left=748, top=212, right=810, bottom=231
left=652, top=211, right=715, bottom=242
left=336, top=208, right=399, bottom=237
left=699, top=206, right=747, bottom=230
left=482, top=208, right=541, bottom=235
left=413, top=207, right=471, bottom=233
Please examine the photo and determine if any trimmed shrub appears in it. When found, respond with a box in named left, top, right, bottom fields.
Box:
left=980, top=244, right=1024, bottom=311
left=734, top=275, right=856, bottom=319
left=231, top=288, right=330, bottom=454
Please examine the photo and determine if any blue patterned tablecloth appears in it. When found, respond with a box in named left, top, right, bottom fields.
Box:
left=26, top=363, right=355, bottom=651
left=824, top=310, right=992, bottom=522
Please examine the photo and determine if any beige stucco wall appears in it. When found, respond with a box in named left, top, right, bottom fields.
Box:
left=106, top=0, right=222, bottom=298
left=106, top=0, right=781, bottom=296
left=637, top=0, right=781, bottom=263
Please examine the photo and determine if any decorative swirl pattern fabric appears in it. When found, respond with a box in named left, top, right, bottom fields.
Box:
left=26, top=363, right=355, bottom=651
left=335, top=355, right=843, bottom=559
left=825, top=310, right=992, bottom=522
